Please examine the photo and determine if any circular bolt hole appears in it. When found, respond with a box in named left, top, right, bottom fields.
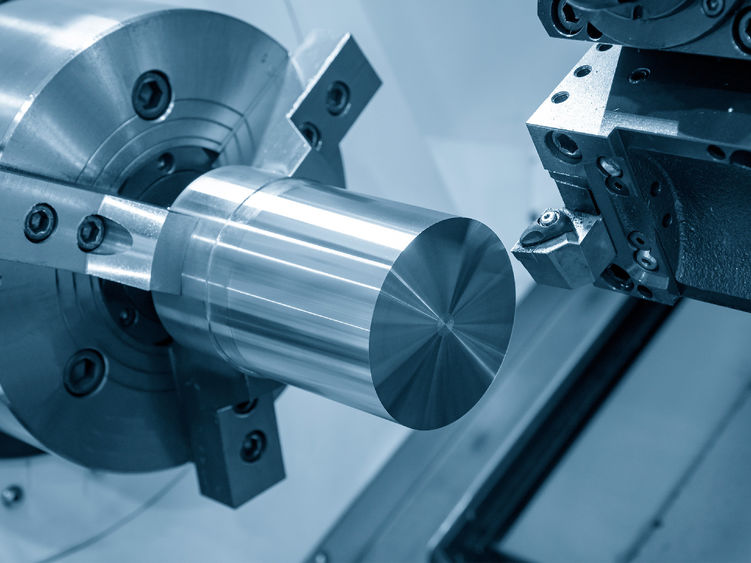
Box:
left=662, top=213, right=674, bottom=228
left=63, top=349, right=106, bottom=397
left=650, top=181, right=663, bottom=197
left=597, top=156, right=622, bottom=177
left=632, top=5, right=644, bottom=19
left=300, top=122, right=322, bottom=150
left=1, top=485, right=23, bottom=508
left=77, top=215, right=105, bottom=252
left=551, top=91, right=570, bottom=104
left=587, top=23, right=603, bottom=40
left=547, top=131, right=582, bottom=163
left=707, top=145, right=726, bottom=160
left=635, top=249, right=658, bottom=271
left=602, top=264, right=634, bottom=292
left=597, top=44, right=613, bottom=52
left=241, top=430, right=267, bottom=463
left=24, top=203, right=57, bottom=243
left=326, top=81, right=351, bottom=116
left=702, top=0, right=724, bottom=17
left=233, top=397, right=259, bottom=416
left=606, top=176, right=629, bottom=195
left=628, top=231, right=648, bottom=249
left=629, top=67, right=651, bottom=84
left=118, top=307, right=138, bottom=328
left=157, top=152, right=175, bottom=173
left=574, top=65, right=592, bottom=78
left=132, top=71, right=171, bottom=121
left=637, top=285, right=654, bottom=299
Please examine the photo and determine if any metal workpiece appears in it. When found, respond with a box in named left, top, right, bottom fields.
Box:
left=539, top=0, right=750, bottom=59
left=155, top=167, right=516, bottom=430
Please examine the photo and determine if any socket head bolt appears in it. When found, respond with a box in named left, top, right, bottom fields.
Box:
left=77, top=215, right=105, bottom=252
left=24, top=203, right=57, bottom=242
left=63, top=349, right=106, bottom=397
left=520, top=209, right=573, bottom=247
left=132, top=70, right=171, bottom=120
left=539, top=210, right=561, bottom=227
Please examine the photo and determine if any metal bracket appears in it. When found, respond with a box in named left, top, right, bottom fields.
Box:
left=170, top=347, right=285, bottom=508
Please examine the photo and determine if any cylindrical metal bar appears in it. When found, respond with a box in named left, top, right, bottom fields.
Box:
left=155, top=167, right=515, bottom=430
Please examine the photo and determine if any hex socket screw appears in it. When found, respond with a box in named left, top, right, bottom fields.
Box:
left=77, top=215, right=105, bottom=252
left=24, top=203, right=57, bottom=243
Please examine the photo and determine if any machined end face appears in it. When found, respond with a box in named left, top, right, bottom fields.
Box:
left=370, top=217, right=515, bottom=430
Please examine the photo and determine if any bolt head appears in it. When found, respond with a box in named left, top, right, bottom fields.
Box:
left=539, top=210, right=560, bottom=227
left=24, top=203, right=57, bottom=243
left=241, top=430, right=267, bottom=463
left=132, top=71, right=171, bottom=120
left=63, top=349, right=106, bottom=397
left=77, top=215, right=105, bottom=252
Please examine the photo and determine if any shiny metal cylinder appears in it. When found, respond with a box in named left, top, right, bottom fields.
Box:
left=155, top=166, right=515, bottom=430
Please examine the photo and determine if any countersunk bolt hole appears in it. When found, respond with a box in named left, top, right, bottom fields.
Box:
left=1, top=485, right=23, bottom=508
left=233, top=397, right=259, bottom=416
left=63, top=349, right=106, bottom=397
left=574, top=65, right=592, bottom=78
left=597, top=44, right=613, bottom=51
left=629, top=67, right=651, bottom=84
left=326, top=81, right=351, bottom=116
left=636, top=249, right=658, bottom=271
left=628, top=231, right=648, bottom=249
left=157, top=152, right=175, bottom=173
left=77, top=215, right=105, bottom=252
left=587, top=23, right=603, bottom=40
left=602, top=264, right=634, bottom=292
left=300, top=122, right=322, bottom=150
left=551, top=91, right=569, bottom=104
left=24, top=203, right=57, bottom=243
left=637, top=285, right=654, bottom=299
left=707, top=145, right=726, bottom=160
left=241, top=430, right=267, bottom=463
left=606, top=176, right=629, bottom=195
left=132, top=71, right=171, bottom=121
